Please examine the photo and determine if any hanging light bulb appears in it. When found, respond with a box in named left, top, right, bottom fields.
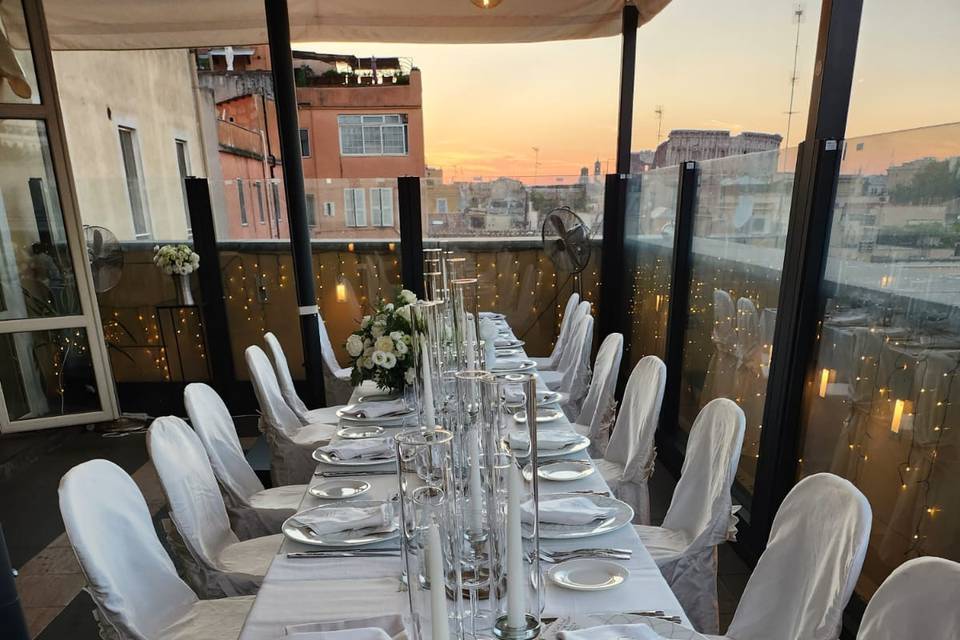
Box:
left=471, top=0, right=503, bottom=8
left=336, top=276, right=348, bottom=303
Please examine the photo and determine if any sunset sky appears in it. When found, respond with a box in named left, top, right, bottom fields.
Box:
left=305, top=0, right=959, bottom=179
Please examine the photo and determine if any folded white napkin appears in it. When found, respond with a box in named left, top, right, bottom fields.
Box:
left=523, top=496, right=618, bottom=526
left=558, top=624, right=661, bottom=640
left=340, top=399, right=408, bottom=419
left=495, top=338, right=517, bottom=347
left=319, top=437, right=394, bottom=460
left=285, top=614, right=407, bottom=639
left=508, top=430, right=579, bottom=451
left=503, top=388, right=551, bottom=404
left=291, top=503, right=394, bottom=536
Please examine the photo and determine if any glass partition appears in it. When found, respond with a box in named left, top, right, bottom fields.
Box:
left=422, top=174, right=602, bottom=357
left=625, top=167, right=679, bottom=364
left=677, top=147, right=797, bottom=495
left=797, top=123, right=960, bottom=597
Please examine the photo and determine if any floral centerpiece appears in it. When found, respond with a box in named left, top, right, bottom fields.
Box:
left=345, top=288, right=418, bottom=391
left=154, top=244, right=200, bottom=305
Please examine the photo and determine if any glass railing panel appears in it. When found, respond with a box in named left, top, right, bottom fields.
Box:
left=677, top=146, right=797, bottom=495
left=797, top=122, right=960, bottom=598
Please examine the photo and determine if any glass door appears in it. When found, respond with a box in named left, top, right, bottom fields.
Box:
left=0, top=0, right=115, bottom=432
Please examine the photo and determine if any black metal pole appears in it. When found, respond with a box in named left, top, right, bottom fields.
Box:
left=397, top=177, right=425, bottom=299
left=598, top=174, right=628, bottom=344
left=0, top=525, right=28, bottom=640
left=751, top=0, right=863, bottom=547
left=186, top=177, right=236, bottom=392
left=656, top=161, right=698, bottom=470
left=615, top=4, right=639, bottom=174
left=264, top=0, right=326, bottom=406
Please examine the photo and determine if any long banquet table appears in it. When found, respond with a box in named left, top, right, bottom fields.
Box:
left=239, top=320, right=690, bottom=639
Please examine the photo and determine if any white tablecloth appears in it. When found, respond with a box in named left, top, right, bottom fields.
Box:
left=239, top=323, right=689, bottom=639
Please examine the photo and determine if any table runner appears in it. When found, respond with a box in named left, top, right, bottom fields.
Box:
left=239, top=321, right=689, bottom=639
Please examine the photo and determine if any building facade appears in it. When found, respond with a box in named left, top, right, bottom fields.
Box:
left=653, top=129, right=783, bottom=168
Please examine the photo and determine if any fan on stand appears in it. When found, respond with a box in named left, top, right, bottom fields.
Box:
left=84, top=225, right=123, bottom=293
left=541, top=207, right=591, bottom=296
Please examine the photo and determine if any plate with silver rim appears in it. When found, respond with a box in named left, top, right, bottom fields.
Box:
left=548, top=559, right=629, bottom=592
left=491, top=360, right=537, bottom=375
left=542, top=614, right=702, bottom=639
left=523, top=459, right=595, bottom=482
left=282, top=500, right=399, bottom=547
left=495, top=339, right=526, bottom=349
left=308, top=479, right=371, bottom=500
left=505, top=390, right=562, bottom=408
left=495, top=348, right=524, bottom=358
left=512, top=408, right=564, bottom=424
left=312, top=448, right=395, bottom=466
left=337, top=425, right=385, bottom=439
left=506, top=433, right=590, bottom=459
left=531, top=493, right=634, bottom=540
left=335, top=406, right=415, bottom=425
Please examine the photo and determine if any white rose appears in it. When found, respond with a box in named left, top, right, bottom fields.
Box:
left=375, top=336, right=394, bottom=353
left=404, top=368, right=416, bottom=385
left=399, top=289, right=417, bottom=305
left=361, top=315, right=372, bottom=329
left=397, top=305, right=411, bottom=322
left=389, top=331, right=404, bottom=342
left=382, top=352, right=397, bottom=369
left=371, top=324, right=385, bottom=339
left=363, top=356, right=375, bottom=369
left=395, top=340, right=408, bottom=355
left=346, top=334, right=364, bottom=357
left=363, top=346, right=374, bottom=358
left=372, top=351, right=388, bottom=367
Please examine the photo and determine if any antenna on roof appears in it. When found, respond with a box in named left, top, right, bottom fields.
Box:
left=654, top=105, right=665, bottom=145
left=782, top=3, right=805, bottom=169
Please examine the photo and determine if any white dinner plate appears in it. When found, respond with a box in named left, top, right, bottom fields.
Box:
left=547, top=559, right=629, bottom=592
left=495, top=348, right=524, bottom=357
left=337, top=425, right=385, bottom=439
left=481, top=312, right=506, bottom=320
left=543, top=614, right=702, bottom=639
left=336, top=405, right=415, bottom=425
left=533, top=493, right=634, bottom=539
left=491, top=360, right=537, bottom=375
left=308, top=479, right=371, bottom=500
left=312, top=448, right=395, bottom=466
left=507, top=433, right=590, bottom=459
left=512, top=408, right=564, bottom=423
left=282, top=501, right=399, bottom=547
left=495, top=340, right=526, bottom=349
left=523, top=459, right=595, bottom=482
left=504, top=390, right=562, bottom=407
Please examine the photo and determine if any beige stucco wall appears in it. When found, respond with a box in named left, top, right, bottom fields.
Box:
left=52, top=49, right=207, bottom=241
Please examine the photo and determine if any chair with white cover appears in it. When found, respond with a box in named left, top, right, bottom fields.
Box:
left=701, top=289, right=737, bottom=403
left=184, top=382, right=305, bottom=539
left=318, top=312, right=353, bottom=405
left=59, top=459, right=253, bottom=640
left=539, top=304, right=593, bottom=412
left=148, top=416, right=283, bottom=598
left=246, top=345, right=337, bottom=485
left=264, top=332, right=342, bottom=425
left=571, top=333, right=624, bottom=455
left=711, top=473, right=871, bottom=640
left=856, top=557, right=960, bottom=640
left=634, top=397, right=745, bottom=635
left=530, top=292, right=579, bottom=371
left=593, top=354, right=665, bottom=524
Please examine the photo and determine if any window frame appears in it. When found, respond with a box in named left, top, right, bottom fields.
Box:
left=174, top=138, right=191, bottom=236
left=236, top=178, right=248, bottom=226
left=344, top=188, right=367, bottom=227
left=117, top=126, right=152, bottom=239
left=337, top=114, right=409, bottom=157
left=299, top=127, right=311, bottom=158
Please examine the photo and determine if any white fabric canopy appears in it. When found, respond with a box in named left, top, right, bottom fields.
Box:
left=721, top=473, right=871, bottom=640
left=857, top=557, right=960, bottom=640
left=532, top=292, right=580, bottom=371
left=573, top=332, right=623, bottom=455
left=59, top=459, right=255, bottom=640
left=8, top=0, right=670, bottom=51
left=148, top=416, right=282, bottom=598
left=184, top=382, right=306, bottom=539
left=595, top=354, right=665, bottom=524
left=634, top=397, right=745, bottom=634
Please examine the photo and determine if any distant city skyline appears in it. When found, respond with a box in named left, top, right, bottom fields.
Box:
left=303, top=0, right=958, bottom=179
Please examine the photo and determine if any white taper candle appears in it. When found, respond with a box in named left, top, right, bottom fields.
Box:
left=506, top=462, right=525, bottom=629
left=427, top=521, right=450, bottom=640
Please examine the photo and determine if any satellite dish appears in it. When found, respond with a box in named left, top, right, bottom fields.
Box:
left=541, top=207, right=591, bottom=274
left=84, top=225, right=123, bottom=292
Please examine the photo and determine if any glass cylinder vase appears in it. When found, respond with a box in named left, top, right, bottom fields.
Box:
left=396, top=428, right=465, bottom=640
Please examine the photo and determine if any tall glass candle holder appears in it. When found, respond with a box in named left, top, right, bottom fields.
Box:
left=452, top=277, right=481, bottom=371
left=424, top=271, right=444, bottom=303
left=489, top=374, right=542, bottom=639
left=411, top=301, right=448, bottom=430
left=396, top=428, right=464, bottom=640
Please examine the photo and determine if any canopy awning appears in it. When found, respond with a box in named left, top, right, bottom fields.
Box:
left=2, top=0, right=670, bottom=51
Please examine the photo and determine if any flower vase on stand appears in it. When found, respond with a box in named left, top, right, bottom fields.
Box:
left=176, top=273, right=195, bottom=306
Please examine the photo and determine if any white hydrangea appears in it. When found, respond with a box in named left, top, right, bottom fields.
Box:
left=399, top=289, right=417, bottom=305
left=346, top=334, right=364, bottom=357
left=374, top=336, right=394, bottom=353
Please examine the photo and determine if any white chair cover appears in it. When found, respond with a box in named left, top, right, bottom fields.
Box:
left=59, top=460, right=254, bottom=640
left=543, top=311, right=594, bottom=410
left=184, top=383, right=305, bottom=539
left=701, top=289, right=737, bottom=403
left=246, top=345, right=337, bottom=485
left=318, top=312, right=354, bottom=405
left=531, top=292, right=579, bottom=371
left=265, top=332, right=342, bottom=425
left=594, top=355, right=665, bottom=525
left=634, top=397, right=745, bottom=634
left=573, top=333, right=624, bottom=456
left=857, top=557, right=960, bottom=640
left=148, top=416, right=282, bottom=598
left=722, top=473, right=871, bottom=640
